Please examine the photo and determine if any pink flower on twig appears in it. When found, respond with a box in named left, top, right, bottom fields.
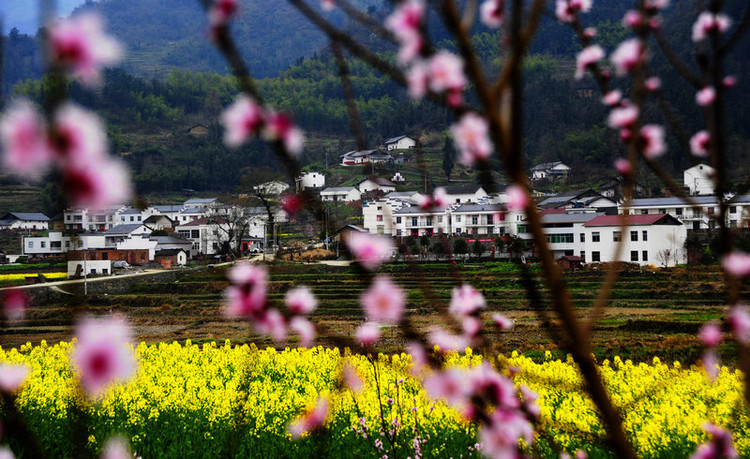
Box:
left=614, top=158, right=632, bottom=175
left=100, top=436, right=132, bottom=459
left=690, top=131, right=710, bottom=157
left=289, top=316, right=315, bottom=347
left=222, top=94, right=265, bottom=148
left=554, top=0, right=591, bottom=23
left=285, top=286, right=318, bottom=315
left=602, top=90, right=622, bottom=107
left=691, top=423, right=738, bottom=459
left=607, top=104, right=639, bottom=130
left=2, top=288, right=28, bottom=322
left=62, top=157, right=132, bottom=210
left=224, top=264, right=268, bottom=318
left=0, top=100, right=52, bottom=176
left=451, top=112, right=493, bottom=165
left=723, top=252, right=750, bottom=278
left=640, top=124, right=667, bottom=159
left=345, top=231, right=394, bottom=270
left=480, top=0, right=504, bottom=28
left=696, top=86, right=717, bottom=107
left=427, top=51, right=466, bottom=104
left=264, top=112, right=304, bottom=156
left=610, top=38, right=644, bottom=76
left=356, top=321, right=381, bottom=347
left=71, top=315, right=135, bottom=397
left=288, top=397, right=330, bottom=438
left=492, top=313, right=513, bottom=330
left=575, top=45, right=605, bottom=80
left=385, top=0, right=425, bottom=64
left=0, top=363, right=31, bottom=393
left=449, top=284, right=486, bottom=317
left=49, top=13, right=123, bottom=86
left=692, top=12, right=731, bottom=42
left=361, top=275, right=405, bottom=324
left=52, top=103, right=109, bottom=166
left=209, top=0, right=239, bottom=28
left=698, top=323, right=722, bottom=347
left=505, top=184, right=529, bottom=212
left=728, top=304, right=750, bottom=345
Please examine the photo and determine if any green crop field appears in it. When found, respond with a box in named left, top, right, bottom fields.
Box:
left=4, top=262, right=745, bottom=364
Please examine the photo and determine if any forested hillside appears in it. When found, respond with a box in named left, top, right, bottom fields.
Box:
left=2, top=0, right=749, bottom=195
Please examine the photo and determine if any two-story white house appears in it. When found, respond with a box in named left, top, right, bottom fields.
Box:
left=443, top=185, right=489, bottom=204
left=450, top=204, right=506, bottom=236
left=359, top=178, right=397, bottom=194
left=622, top=194, right=750, bottom=231
left=583, top=214, right=687, bottom=266
left=295, top=172, right=325, bottom=191
left=0, top=212, right=50, bottom=230
left=383, top=135, right=417, bottom=151
left=530, top=161, right=571, bottom=181
left=321, top=187, right=362, bottom=202
left=516, top=209, right=603, bottom=260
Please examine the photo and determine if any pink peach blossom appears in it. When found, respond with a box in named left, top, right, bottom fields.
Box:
left=100, top=436, right=132, bottom=459
left=623, top=10, right=644, bottom=29
left=0, top=100, right=53, bottom=176
left=614, top=158, right=632, bottom=175
left=285, top=286, right=318, bottom=315
left=602, top=90, right=622, bottom=106
left=723, top=76, right=737, bottom=88
left=691, top=423, right=738, bottom=459
left=2, top=288, right=28, bottom=322
left=345, top=231, right=394, bottom=270
left=479, top=409, right=534, bottom=458
left=72, top=315, right=135, bottom=397
left=480, top=0, right=504, bottom=28
left=281, top=193, right=303, bottom=217
left=427, top=51, right=466, bottom=95
left=696, top=86, right=717, bottom=106
left=505, top=184, right=529, bottom=212
left=699, top=323, right=722, bottom=347
left=61, top=157, right=132, bottom=210
left=424, top=368, right=468, bottom=406
left=575, top=45, right=605, bottom=80
left=356, top=321, right=381, bottom=346
left=469, top=363, right=520, bottom=409
left=520, top=385, right=540, bottom=418
left=221, top=94, right=265, bottom=148
left=451, top=112, right=493, bottom=165
left=320, top=0, right=335, bottom=11
left=418, top=187, right=449, bottom=211
left=610, top=38, right=643, bottom=75
left=407, top=341, right=429, bottom=374
left=289, top=316, right=315, bottom=347
left=343, top=362, right=364, bottom=393
left=406, top=60, right=429, bottom=99
left=449, top=284, right=486, bottom=316
left=209, top=0, right=239, bottom=27
left=640, top=124, right=667, bottom=159
left=728, top=304, right=750, bottom=345
left=48, top=13, right=123, bottom=86
left=385, top=0, right=425, bottom=64
left=690, top=131, right=710, bottom=157
left=288, top=397, right=330, bottom=438
left=583, top=27, right=597, bottom=39
left=52, top=103, right=109, bottom=166
left=644, top=0, right=670, bottom=12
left=645, top=77, right=662, bottom=91
left=723, top=252, right=750, bottom=278
left=0, top=363, right=31, bottom=393
left=428, top=328, right=470, bottom=352
left=263, top=112, right=304, bottom=156
left=492, top=313, right=513, bottom=330
left=361, top=275, right=405, bottom=324
left=554, top=0, right=591, bottom=23
left=224, top=264, right=268, bottom=318
left=692, top=12, right=732, bottom=43
left=255, top=308, right=287, bottom=342
left=702, top=349, right=720, bottom=382
left=607, top=104, right=639, bottom=129
left=462, top=316, right=482, bottom=336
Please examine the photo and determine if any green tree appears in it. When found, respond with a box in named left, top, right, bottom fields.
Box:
left=453, top=238, right=468, bottom=255
left=442, top=135, right=455, bottom=182
left=472, top=239, right=483, bottom=258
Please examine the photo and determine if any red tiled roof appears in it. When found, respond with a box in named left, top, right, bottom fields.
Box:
left=583, top=214, right=675, bottom=227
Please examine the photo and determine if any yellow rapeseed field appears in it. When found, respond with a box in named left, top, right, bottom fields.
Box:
left=1, top=342, right=747, bottom=458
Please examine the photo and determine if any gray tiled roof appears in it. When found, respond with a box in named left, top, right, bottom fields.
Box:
left=104, top=224, right=146, bottom=234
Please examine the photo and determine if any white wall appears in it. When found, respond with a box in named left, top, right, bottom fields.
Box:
left=584, top=224, right=687, bottom=266
left=67, top=260, right=113, bottom=277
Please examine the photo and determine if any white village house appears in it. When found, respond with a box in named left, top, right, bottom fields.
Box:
left=684, top=163, right=715, bottom=196
left=320, top=187, right=362, bottom=202
left=295, top=172, right=325, bottom=191
left=383, top=135, right=417, bottom=151
left=530, top=161, right=571, bottom=181
left=0, top=212, right=50, bottom=230
left=621, top=194, right=750, bottom=231
left=583, top=214, right=687, bottom=267
left=358, top=177, right=397, bottom=194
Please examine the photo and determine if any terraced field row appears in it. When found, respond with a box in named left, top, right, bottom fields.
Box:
left=3, top=262, right=746, bottom=362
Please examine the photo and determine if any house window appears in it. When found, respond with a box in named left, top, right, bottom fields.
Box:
left=730, top=206, right=737, bottom=214
left=51, top=241, right=61, bottom=249
left=472, top=216, right=478, bottom=225
left=642, top=230, right=648, bottom=241
left=676, top=208, right=683, bottom=216
left=631, top=251, right=638, bottom=262
left=708, top=207, right=715, bottom=215
left=65, top=241, right=70, bottom=248
left=487, top=214, right=493, bottom=224
left=580, top=251, right=585, bottom=261
left=66, top=215, right=71, bottom=221
left=396, top=217, right=402, bottom=224
left=130, top=216, right=134, bottom=221
left=580, top=233, right=585, bottom=243
left=456, top=216, right=462, bottom=222
left=191, top=230, right=199, bottom=238
left=426, top=217, right=433, bottom=226
left=41, top=241, right=46, bottom=248
left=377, top=215, right=383, bottom=222
left=613, top=231, right=621, bottom=242
left=28, top=241, right=34, bottom=248
left=640, top=210, right=648, bottom=215
left=411, top=217, right=418, bottom=227
left=592, top=232, right=600, bottom=242
left=630, top=231, right=638, bottom=241
left=642, top=250, right=648, bottom=261
left=592, top=251, right=600, bottom=262
left=658, top=208, right=666, bottom=214
left=438, top=216, right=443, bottom=223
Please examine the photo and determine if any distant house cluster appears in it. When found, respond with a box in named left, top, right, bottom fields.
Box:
left=339, top=135, right=418, bottom=167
